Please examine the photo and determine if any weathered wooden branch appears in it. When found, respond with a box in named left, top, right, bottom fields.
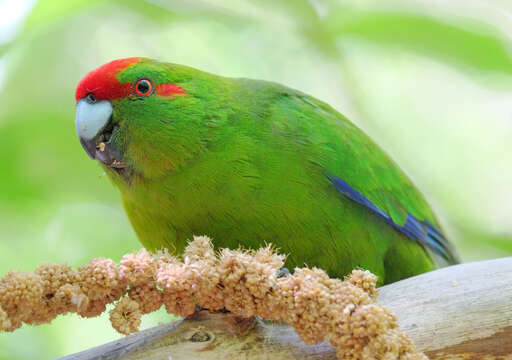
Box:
left=58, top=257, right=512, bottom=360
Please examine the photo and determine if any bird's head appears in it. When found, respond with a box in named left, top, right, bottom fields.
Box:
left=75, top=57, right=228, bottom=182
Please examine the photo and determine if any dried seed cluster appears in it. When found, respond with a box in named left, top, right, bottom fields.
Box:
left=0, top=236, right=427, bottom=359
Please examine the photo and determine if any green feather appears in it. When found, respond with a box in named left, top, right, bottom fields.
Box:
left=98, top=58, right=457, bottom=284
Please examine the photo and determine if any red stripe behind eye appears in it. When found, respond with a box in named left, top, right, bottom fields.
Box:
left=156, top=83, right=187, bottom=97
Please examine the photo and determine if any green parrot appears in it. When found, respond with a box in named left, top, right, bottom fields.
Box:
left=75, top=57, right=458, bottom=284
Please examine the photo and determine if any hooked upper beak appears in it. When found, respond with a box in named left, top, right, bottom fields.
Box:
left=75, top=98, right=125, bottom=168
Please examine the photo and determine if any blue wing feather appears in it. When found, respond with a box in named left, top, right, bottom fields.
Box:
left=327, top=174, right=458, bottom=264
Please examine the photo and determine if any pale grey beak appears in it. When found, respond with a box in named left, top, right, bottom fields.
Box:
left=75, top=98, right=113, bottom=160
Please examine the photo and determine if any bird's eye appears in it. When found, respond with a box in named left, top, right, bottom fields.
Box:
left=85, top=93, right=97, bottom=104
left=134, top=78, right=154, bottom=97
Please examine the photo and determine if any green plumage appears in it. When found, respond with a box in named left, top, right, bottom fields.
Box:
left=98, top=58, right=457, bottom=284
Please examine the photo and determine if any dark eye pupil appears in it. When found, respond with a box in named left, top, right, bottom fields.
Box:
left=137, top=80, right=150, bottom=94
left=86, top=93, right=96, bottom=104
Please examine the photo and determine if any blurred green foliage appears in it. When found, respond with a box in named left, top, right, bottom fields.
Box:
left=1, top=0, right=511, bottom=358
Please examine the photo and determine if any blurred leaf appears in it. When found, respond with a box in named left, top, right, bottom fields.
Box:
left=245, top=2, right=512, bottom=78
left=146, top=0, right=260, bottom=27
left=0, top=0, right=260, bottom=60
left=23, top=0, right=176, bottom=30
left=324, top=10, right=512, bottom=75
left=252, top=0, right=317, bottom=21
left=456, top=224, right=512, bottom=254
left=114, top=0, right=178, bottom=23
left=23, top=0, right=104, bottom=31
left=0, top=0, right=178, bottom=58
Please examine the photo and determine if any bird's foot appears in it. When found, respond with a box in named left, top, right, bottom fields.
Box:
left=275, top=267, right=291, bottom=278
left=195, top=304, right=230, bottom=313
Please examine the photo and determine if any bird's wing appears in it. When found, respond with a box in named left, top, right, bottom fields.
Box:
left=271, top=90, right=459, bottom=265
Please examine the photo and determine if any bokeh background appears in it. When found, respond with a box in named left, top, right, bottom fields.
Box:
left=1, top=0, right=511, bottom=358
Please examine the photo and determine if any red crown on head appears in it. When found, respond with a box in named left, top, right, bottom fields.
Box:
left=75, top=57, right=141, bottom=102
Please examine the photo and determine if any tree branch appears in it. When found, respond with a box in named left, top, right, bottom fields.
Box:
left=57, top=257, right=512, bottom=360
left=380, top=256, right=512, bottom=359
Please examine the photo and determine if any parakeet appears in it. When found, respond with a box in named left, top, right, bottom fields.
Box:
left=75, top=57, right=458, bottom=284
